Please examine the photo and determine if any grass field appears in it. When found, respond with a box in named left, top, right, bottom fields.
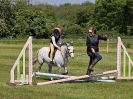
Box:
left=0, top=37, right=133, bottom=99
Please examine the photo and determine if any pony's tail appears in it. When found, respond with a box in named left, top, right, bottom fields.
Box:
left=33, top=50, right=39, bottom=65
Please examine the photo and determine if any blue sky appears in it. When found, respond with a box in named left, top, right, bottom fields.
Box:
left=32, top=0, right=95, bottom=5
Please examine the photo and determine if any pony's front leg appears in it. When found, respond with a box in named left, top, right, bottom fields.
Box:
left=38, top=63, right=43, bottom=72
left=63, top=65, right=68, bottom=75
left=57, top=64, right=62, bottom=74
left=63, top=59, right=68, bottom=75
left=48, top=64, right=53, bottom=80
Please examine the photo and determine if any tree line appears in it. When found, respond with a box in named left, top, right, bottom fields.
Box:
left=0, top=0, right=133, bottom=39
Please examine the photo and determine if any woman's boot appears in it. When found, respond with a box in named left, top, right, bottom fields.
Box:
left=86, top=59, right=98, bottom=75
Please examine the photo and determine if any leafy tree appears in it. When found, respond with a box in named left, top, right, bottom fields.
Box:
left=0, top=0, right=13, bottom=22
left=0, top=0, right=96, bottom=38
left=76, top=10, right=90, bottom=27
left=118, top=0, right=133, bottom=34
left=95, top=0, right=133, bottom=35
left=0, top=19, right=10, bottom=38
left=64, top=24, right=84, bottom=38
left=0, top=0, right=14, bottom=37
left=13, top=8, right=46, bottom=38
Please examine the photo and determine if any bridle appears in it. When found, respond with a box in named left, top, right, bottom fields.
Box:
left=66, top=44, right=74, bottom=57
left=60, top=42, right=74, bottom=57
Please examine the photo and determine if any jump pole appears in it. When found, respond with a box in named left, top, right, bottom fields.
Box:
left=33, top=72, right=75, bottom=78
left=33, top=72, right=116, bottom=82
left=36, top=70, right=117, bottom=85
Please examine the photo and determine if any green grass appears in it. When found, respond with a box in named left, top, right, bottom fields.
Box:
left=0, top=38, right=133, bottom=99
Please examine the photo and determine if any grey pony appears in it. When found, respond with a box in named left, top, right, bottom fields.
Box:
left=33, top=42, right=74, bottom=77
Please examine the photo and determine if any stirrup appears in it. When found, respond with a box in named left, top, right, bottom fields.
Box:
left=50, top=61, right=54, bottom=64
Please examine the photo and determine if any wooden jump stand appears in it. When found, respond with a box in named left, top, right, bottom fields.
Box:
left=9, top=36, right=133, bottom=85
left=10, top=36, right=32, bottom=85
left=117, top=37, right=133, bottom=79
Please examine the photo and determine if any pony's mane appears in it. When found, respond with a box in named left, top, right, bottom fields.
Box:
left=61, top=42, right=67, bottom=46
left=61, top=42, right=71, bottom=47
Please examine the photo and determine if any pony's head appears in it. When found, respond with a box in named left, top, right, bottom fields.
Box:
left=61, top=42, right=74, bottom=58
left=65, top=42, right=74, bottom=58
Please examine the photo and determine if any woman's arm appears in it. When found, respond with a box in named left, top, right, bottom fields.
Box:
left=98, top=35, right=107, bottom=41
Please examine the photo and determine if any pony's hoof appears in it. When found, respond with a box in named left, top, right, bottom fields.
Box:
left=50, top=77, right=54, bottom=81
left=62, top=72, right=68, bottom=75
